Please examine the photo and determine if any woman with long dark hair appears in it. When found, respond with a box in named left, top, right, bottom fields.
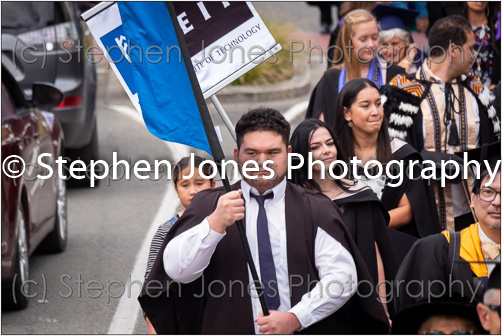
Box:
left=333, top=78, right=440, bottom=240
left=290, top=118, right=398, bottom=320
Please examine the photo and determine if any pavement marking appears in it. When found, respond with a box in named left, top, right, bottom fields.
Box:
left=107, top=105, right=189, bottom=334
left=108, top=104, right=143, bottom=124
left=283, top=99, right=309, bottom=122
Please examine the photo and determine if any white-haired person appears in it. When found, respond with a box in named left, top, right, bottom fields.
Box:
left=372, top=4, right=425, bottom=74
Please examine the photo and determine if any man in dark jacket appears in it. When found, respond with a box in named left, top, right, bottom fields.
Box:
left=139, top=107, right=390, bottom=334
left=393, top=142, right=500, bottom=316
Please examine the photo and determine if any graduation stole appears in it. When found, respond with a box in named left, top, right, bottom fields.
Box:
left=465, top=80, right=501, bottom=137
left=418, top=67, right=480, bottom=230
left=443, top=223, right=488, bottom=278
left=384, top=74, right=425, bottom=141
left=417, top=69, right=471, bottom=153
left=339, top=58, right=383, bottom=93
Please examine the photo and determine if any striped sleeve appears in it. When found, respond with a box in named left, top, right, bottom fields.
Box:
left=144, top=216, right=178, bottom=281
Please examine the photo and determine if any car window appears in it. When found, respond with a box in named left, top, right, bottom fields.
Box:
left=1, top=2, right=55, bottom=31
left=2, top=2, right=75, bottom=47
left=1, top=2, right=70, bottom=29
left=54, top=2, right=71, bottom=23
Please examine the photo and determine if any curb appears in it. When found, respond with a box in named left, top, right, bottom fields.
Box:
left=211, top=57, right=311, bottom=104
left=98, top=55, right=312, bottom=105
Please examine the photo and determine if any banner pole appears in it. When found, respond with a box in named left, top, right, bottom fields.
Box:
left=217, top=172, right=270, bottom=317
left=210, top=95, right=237, bottom=142
left=166, top=1, right=270, bottom=316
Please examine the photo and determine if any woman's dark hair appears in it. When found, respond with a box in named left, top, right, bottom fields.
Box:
left=290, top=118, right=354, bottom=193
left=172, top=155, right=214, bottom=186
left=333, top=78, right=392, bottom=166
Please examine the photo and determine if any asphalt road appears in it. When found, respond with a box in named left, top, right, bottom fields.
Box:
left=1, top=2, right=326, bottom=334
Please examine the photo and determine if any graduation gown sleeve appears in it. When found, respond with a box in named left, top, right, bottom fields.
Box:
left=393, top=232, right=485, bottom=315
left=335, top=192, right=400, bottom=319
left=393, top=233, right=450, bottom=313
left=381, top=142, right=441, bottom=238
left=334, top=191, right=399, bottom=291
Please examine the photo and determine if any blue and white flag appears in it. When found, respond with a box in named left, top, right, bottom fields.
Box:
left=82, top=2, right=279, bottom=158
left=83, top=2, right=216, bottom=157
left=118, top=2, right=219, bottom=156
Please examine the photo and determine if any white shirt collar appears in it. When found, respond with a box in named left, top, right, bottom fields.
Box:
left=478, top=223, right=496, bottom=244
left=241, top=177, right=286, bottom=205
left=422, top=60, right=466, bottom=84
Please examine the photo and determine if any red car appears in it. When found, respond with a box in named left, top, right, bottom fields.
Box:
left=2, top=65, right=67, bottom=309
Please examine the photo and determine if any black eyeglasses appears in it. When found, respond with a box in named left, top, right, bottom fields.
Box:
left=486, top=303, right=501, bottom=317
left=422, top=330, right=473, bottom=335
left=477, top=188, right=501, bottom=202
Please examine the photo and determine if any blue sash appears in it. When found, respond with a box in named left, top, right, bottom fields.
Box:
left=338, top=58, right=384, bottom=93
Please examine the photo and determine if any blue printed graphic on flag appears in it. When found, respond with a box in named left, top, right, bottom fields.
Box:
left=116, top=1, right=214, bottom=155
left=100, top=25, right=136, bottom=96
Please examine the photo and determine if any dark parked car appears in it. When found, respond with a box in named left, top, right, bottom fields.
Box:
left=1, top=64, right=67, bottom=309
left=1, top=2, right=98, bottom=184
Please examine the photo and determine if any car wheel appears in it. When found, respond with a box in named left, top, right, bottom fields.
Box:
left=2, top=204, right=30, bottom=309
left=38, top=176, right=68, bottom=253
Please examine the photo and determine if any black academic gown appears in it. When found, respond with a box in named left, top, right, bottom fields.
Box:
left=356, top=140, right=441, bottom=239
left=355, top=140, right=441, bottom=265
left=334, top=187, right=399, bottom=318
left=393, top=233, right=485, bottom=315
left=139, top=181, right=390, bottom=334
left=334, top=188, right=398, bottom=284
left=305, top=64, right=405, bottom=130
left=381, top=140, right=441, bottom=239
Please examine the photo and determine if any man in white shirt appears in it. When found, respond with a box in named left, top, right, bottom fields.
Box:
left=139, top=107, right=391, bottom=334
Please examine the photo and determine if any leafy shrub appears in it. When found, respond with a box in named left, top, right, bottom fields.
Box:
left=231, top=20, right=295, bottom=86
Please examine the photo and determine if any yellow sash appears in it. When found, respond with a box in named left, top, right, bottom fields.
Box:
left=442, top=223, right=488, bottom=277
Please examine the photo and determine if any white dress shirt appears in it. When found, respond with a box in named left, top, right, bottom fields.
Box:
left=164, top=178, right=357, bottom=333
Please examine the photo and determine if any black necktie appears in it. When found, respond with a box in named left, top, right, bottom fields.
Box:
left=250, top=192, right=280, bottom=311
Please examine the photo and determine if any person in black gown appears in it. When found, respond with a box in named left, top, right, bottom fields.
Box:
left=290, top=118, right=399, bottom=320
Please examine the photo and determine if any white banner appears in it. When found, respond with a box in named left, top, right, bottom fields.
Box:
left=84, top=2, right=142, bottom=112
left=82, top=1, right=281, bottom=105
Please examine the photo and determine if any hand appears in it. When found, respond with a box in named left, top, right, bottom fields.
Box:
left=398, top=44, right=418, bottom=72
left=406, top=43, right=418, bottom=61
left=415, top=17, right=429, bottom=33
left=254, top=311, right=302, bottom=334
left=145, top=316, right=157, bottom=335
left=207, top=189, right=244, bottom=233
